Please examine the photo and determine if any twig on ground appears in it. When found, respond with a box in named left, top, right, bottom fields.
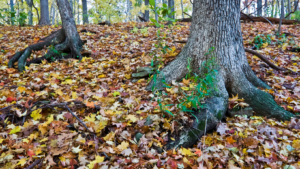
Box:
left=25, top=159, right=43, bottom=169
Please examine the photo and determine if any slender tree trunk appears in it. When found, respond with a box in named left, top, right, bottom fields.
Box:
left=278, top=0, right=284, bottom=34
left=154, top=0, right=158, bottom=22
left=146, top=0, right=294, bottom=149
left=168, top=0, right=175, bottom=19
left=52, top=3, right=56, bottom=25
left=39, top=0, right=50, bottom=25
left=144, top=0, right=149, bottom=21
left=257, top=0, right=262, bottom=16
left=127, top=0, right=132, bottom=21
left=77, top=0, right=79, bottom=24
left=50, top=2, right=54, bottom=25
left=26, top=0, right=33, bottom=25
left=82, top=0, right=88, bottom=24
left=287, top=0, right=291, bottom=19
left=10, top=0, right=14, bottom=25
left=245, top=0, right=249, bottom=13
left=264, top=0, right=268, bottom=16
left=180, top=0, right=184, bottom=18
left=271, top=0, right=274, bottom=17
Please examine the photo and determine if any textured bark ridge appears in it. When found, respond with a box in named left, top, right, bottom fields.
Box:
left=8, top=0, right=83, bottom=72
left=147, top=0, right=295, bottom=149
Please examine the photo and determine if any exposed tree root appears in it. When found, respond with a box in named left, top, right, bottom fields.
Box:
left=146, top=51, right=295, bottom=150
left=8, top=28, right=84, bottom=72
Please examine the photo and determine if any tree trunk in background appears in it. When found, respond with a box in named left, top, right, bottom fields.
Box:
left=271, top=0, right=274, bottom=17
left=50, top=3, right=54, bottom=25
left=82, top=0, right=88, bottom=24
left=287, top=0, right=291, bottom=19
left=154, top=0, right=158, bottom=22
left=146, top=0, right=294, bottom=149
left=295, top=0, right=299, bottom=11
left=127, top=0, right=132, bottom=21
left=10, top=0, right=14, bottom=25
left=168, top=0, right=175, bottom=19
left=39, top=0, right=50, bottom=25
left=51, top=3, right=56, bottom=25
left=77, top=0, right=79, bottom=24
left=180, top=0, right=184, bottom=18
left=245, top=0, right=249, bottom=13
left=278, top=0, right=284, bottom=34
left=257, top=0, right=262, bottom=16
left=264, top=0, right=268, bottom=16
left=25, top=0, right=33, bottom=25
left=144, top=0, right=149, bottom=21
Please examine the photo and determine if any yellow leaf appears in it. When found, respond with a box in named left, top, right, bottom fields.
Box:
left=98, top=74, right=106, bottom=78
left=17, top=158, right=27, bottom=166
left=31, top=109, right=42, bottom=121
left=117, top=141, right=129, bottom=151
left=262, top=42, right=268, bottom=48
left=126, top=115, right=138, bottom=123
left=181, top=86, right=189, bottom=91
left=62, top=79, right=73, bottom=85
left=17, top=86, right=26, bottom=93
left=88, top=155, right=104, bottom=169
left=85, top=114, right=96, bottom=122
left=181, top=148, right=193, bottom=156
left=72, top=92, right=78, bottom=99
left=46, top=115, right=54, bottom=124
left=35, top=147, right=42, bottom=155
left=0, top=34, right=3, bottom=38
left=55, top=89, right=63, bottom=96
left=9, top=126, right=21, bottom=134
left=0, top=139, right=4, bottom=143
left=103, top=132, right=115, bottom=141
left=39, top=138, right=48, bottom=142
left=22, top=139, right=29, bottom=143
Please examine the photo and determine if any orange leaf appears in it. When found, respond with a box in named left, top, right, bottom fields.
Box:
left=226, top=136, right=236, bottom=144
left=27, top=150, right=35, bottom=157
left=86, top=101, right=96, bottom=108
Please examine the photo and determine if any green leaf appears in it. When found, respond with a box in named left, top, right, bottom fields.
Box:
left=149, top=0, right=155, bottom=6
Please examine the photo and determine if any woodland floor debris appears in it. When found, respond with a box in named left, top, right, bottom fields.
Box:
left=0, top=22, right=300, bottom=168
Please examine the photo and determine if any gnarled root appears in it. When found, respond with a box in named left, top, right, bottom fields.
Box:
left=146, top=55, right=295, bottom=150
left=8, top=28, right=83, bottom=72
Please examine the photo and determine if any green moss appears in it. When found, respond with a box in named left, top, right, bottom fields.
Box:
left=217, top=110, right=222, bottom=120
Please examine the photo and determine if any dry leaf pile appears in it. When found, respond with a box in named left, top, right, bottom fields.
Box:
left=0, top=22, right=299, bottom=168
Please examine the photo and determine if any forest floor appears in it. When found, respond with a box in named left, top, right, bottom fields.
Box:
left=0, top=22, right=300, bottom=169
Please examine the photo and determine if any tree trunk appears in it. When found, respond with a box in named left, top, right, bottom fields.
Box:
left=271, top=0, right=274, bottom=17
left=127, top=0, right=132, bottom=21
left=154, top=0, right=158, bottom=22
left=278, top=0, right=284, bottom=34
left=146, top=0, right=294, bottom=149
left=168, top=0, right=175, bottom=19
left=180, top=0, right=184, bottom=18
left=69, top=0, right=73, bottom=16
left=51, top=2, right=56, bottom=25
left=8, top=0, right=83, bottom=72
left=245, top=0, right=249, bottom=13
left=39, top=0, right=50, bottom=25
left=82, top=0, right=88, bottom=24
left=144, top=0, right=149, bottom=21
left=77, top=0, right=79, bottom=24
left=287, top=0, right=291, bottom=19
left=10, top=0, right=14, bottom=25
left=25, top=0, right=33, bottom=25
left=257, top=0, right=262, bottom=16
left=264, top=0, right=268, bottom=16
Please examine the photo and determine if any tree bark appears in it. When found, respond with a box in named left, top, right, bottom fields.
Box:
left=264, top=0, right=268, bottom=16
left=82, top=0, right=88, bottom=24
left=25, top=0, right=33, bottom=25
left=77, top=0, right=79, bottom=24
left=144, top=0, right=149, bottom=21
left=10, top=0, right=14, bottom=25
left=287, top=0, right=291, bottom=19
left=9, top=0, right=83, bottom=72
left=278, top=0, right=284, bottom=35
left=180, top=0, right=184, bottom=18
left=146, top=0, right=294, bottom=149
left=257, top=0, right=263, bottom=16
left=168, top=0, right=175, bottom=19
left=39, top=0, right=50, bottom=25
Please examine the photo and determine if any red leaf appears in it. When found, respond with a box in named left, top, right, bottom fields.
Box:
left=6, top=97, right=17, bottom=102
left=27, top=150, right=35, bottom=157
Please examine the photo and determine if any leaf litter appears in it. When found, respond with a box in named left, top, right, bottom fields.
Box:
left=0, top=22, right=299, bottom=168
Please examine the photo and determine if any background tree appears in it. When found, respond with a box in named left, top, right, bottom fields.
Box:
left=39, top=0, right=50, bottom=25
left=9, top=0, right=83, bottom=72
left=168, top=0, right=174, bottom=19
left=25, top=0, right=33, bottom=25
left=82, top=0, right=88, bottom=24
left=257, top=0, right=262, bottom=16
left=146, top=0, right=295, bottom=149
left=144, top=0, right=149, bottom=21
left=10, top=0, right=14, bottom=25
